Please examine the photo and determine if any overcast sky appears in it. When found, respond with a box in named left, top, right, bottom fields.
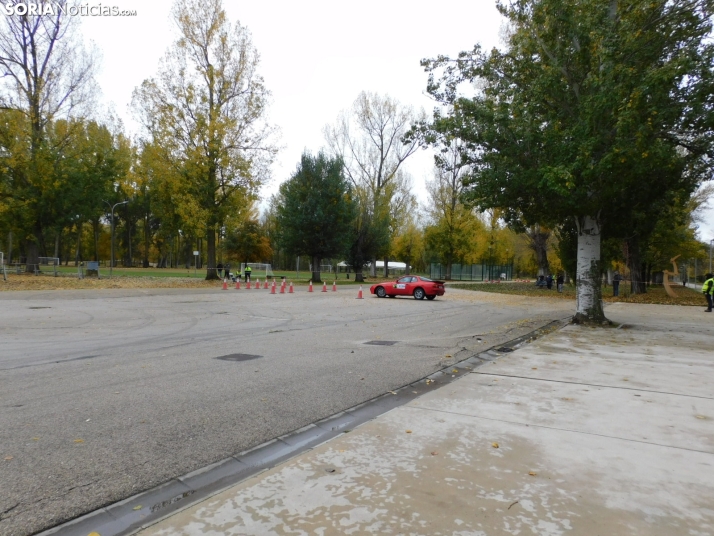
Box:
left=77, top=0, right=714, bottom=242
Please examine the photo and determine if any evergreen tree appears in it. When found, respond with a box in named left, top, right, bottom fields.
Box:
left=276, top=152, right=356, bottom=282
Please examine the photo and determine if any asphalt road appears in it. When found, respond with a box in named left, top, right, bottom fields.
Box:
left=0, top=285, right=572, bottom=535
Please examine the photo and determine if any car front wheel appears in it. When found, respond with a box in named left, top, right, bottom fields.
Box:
left=376, top=286, right=386, bottom=298
left=413, top=288, right=425, bottom=300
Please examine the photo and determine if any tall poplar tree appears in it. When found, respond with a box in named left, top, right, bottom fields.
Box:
left=133, top=0, right=277, bottom=279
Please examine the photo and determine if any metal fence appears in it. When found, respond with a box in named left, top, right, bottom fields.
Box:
left=430, top=263, right=514, bottom=281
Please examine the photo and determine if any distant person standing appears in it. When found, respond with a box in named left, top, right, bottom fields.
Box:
left=556, top=273, right=564, bottom=293
left=216, top=263, right=224, bottom=279
left=613, top=271, right=622, bottom=297
left=702, top=273, right=713, bottom=312
left=244, top=264, right=252, bottom=282
left=546, top=274, right=553, bottom=290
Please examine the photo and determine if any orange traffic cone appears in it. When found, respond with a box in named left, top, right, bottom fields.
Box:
left=246, top=280, right=251, bottom=289
left=357, top=285, right=364, bottom=299
left=289, top=282, right=294, bottom=293
left=235, top=279, right=241, bottom=289
left=222, top=279, right=228, bottom=290
left=271, top=281, right=276, bottom=294
left=332, top=281, right=337, bottom=292
left=264, top=279, right=269, bottom=289
left=280, top=281, right=286, bottom=293
left=322, top=282, right=328, bottom=292
left=308, top=281, right=313, bottom=292
left=255, top=278, right=260, bottom=288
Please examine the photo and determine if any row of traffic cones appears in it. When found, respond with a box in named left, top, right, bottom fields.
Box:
left=223, top=278, right=364, bottom=299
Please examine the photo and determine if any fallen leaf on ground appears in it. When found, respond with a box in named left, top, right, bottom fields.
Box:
left=4, top=456, right=13, bottom=461
left=696, top=415, right=707, bottom=420
left=529, top=471, right=537, bottom=476
left=532, top=367, right=537, bottom=370
left=452, top=369, right=459, bottom=373
left=445, top=354, right=452, bottom=358
left=406, top=430, right=412, bottom=434
left=74, top=439, right=84, bottom=443
left=389, top=391, right=397, bottom=395
left=492, top=442, right=499, bottom=448
left=133, top=505, right=142, bottom=510
left=32, top=437, right=39, bottom=441
left=431, top=451, right=438, bottom=455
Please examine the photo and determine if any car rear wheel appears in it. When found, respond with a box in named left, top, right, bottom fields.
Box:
left=376, top=286, right=386, bottom=298
left=426, top=295, right=436, bottom=300
left=413, top=288, right=425, bottom=300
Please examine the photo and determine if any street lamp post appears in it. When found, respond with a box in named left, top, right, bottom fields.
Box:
left=709, top=238, right=713, bottom=274
left=105, top=200, right=128, bottom=279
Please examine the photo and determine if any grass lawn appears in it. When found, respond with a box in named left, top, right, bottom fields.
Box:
left=451, top=281, right=705, bottom=306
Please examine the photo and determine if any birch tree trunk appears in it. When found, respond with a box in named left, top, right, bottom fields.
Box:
left=574, top=215, right=606, bottom=323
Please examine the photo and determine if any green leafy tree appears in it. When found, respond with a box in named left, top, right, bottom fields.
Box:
left=276, top=152, right=356, bottom=283
left=423, top=0, right=714, bottom=322
left=224, top=219, right=272, bottom=269
left=0, top=2, right=97, bottom=269
left=133, top=0, right=276, bottom=279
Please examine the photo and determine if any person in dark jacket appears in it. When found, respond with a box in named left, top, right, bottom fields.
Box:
left=556, top=273, right=564, bottom=293
left=613, top=271, right=622, bottom=297
left=546, top=274, right=553, bottom=290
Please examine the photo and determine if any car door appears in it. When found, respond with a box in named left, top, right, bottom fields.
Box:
left=393, top=276, right=411, bottom=296
left=404, top=276, right=419, bottom=296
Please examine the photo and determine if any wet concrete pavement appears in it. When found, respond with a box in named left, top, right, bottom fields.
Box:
left=135, top=303, right=714, bottom=536
left=0, top=286, right=571, bottom=536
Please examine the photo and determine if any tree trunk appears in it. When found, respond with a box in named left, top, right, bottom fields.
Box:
left=143, top=216, right=150, bottom=268
left=93, top=219, right=100, bottom=262
left=7, top=231, right=12, bottom=265
left=312, top=255, right=321, bottom=283
left=404, top=257, right=411, bottom=276
left=446, top=262, right=452, bottom=280
left=370, top=256, right=376, bottom=277
left=526, top=225, right=551, bottom=277
left=574, top=215, right=606, bottom=324
left=625, top=236, right=646, bottom=294
left=206, top=229, right=218, bottom=279
left=354, top=269, right=364, bottom=282
left=74, top=224, right=82, bottom=267
left=383, top=256, right=389, bottom=277
left=25, top=227, right=41, bottom=272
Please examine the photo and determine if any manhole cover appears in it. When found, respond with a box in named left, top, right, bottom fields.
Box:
left=497, top=347, right=514, bottom=353
left=364, top=341, right=398, bottom=346
left=215, top=353, right=262, bottom=362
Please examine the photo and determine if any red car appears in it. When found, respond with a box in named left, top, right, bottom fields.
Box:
left=370, top=276, right=446, bottom=300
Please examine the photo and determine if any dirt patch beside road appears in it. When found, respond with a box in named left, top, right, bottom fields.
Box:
left=0, top=274, right=218, bottom=291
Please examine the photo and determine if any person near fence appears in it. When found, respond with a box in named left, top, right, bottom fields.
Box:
left=244, top=265, right=252, bottom=282
left=613, top=271, right=622, bottom=297
left=556, top=273, right=564, bottom=293
left=546, top=274, right=553, bottom=290
left=702, top=273, right=713, bottom=313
